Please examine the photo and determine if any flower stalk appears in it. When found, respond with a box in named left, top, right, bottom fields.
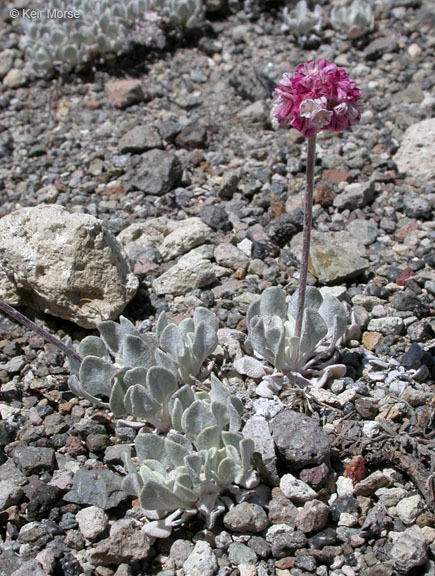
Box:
left=0, top=299, right=82, bottom=363
left=295, top=134, right=316, bottom=338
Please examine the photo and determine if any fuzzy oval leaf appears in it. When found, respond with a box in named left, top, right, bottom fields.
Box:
left=192, top=322, right=218, bottom=365
left=288, top=285, right=323, bottom=320
left=122, top=334, right=154, bottom=368
left=139, top=480, right=184, bottom=511
left=78, top=336, right=108, bottom=359
left=78, top=356, right=117, bottom=398
left=193, top=307, right=218, bottom=332
left=160, top=323, right=185, bottom=359
left=300, top=308, right=328, bottom=358
left=182, top=400, right=215, bottom=440
left=318, top=294, right=347, bottom=340
left=259, top=286, right=287, bottom=323
left=147, top=366, right=178, bottom=404
left=196, top=425, right=221, bottom=451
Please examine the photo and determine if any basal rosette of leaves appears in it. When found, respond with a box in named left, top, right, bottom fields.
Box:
left=234, top=286, right=349, bottom=396
left=67, top=307, right=218, bottom=432
left=122, top=374, right=258, bottom=537
left=20, top=0, right=205, bottom=76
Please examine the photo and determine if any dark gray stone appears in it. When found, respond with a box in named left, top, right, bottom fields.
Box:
left=242, top=416, right=279, bottom=485
left=12, top=446, right=55, bottom=475
left=269, top=531, right=307, bottom=558
left=270, top=410, right=331, bottom=471
left=223, top=502, right=269, bottom=533
left=228, top=542, right=258, bottom=565
left=175, top=121, right=207, bottom=149
left=200, top=204, right=232, bottom=231
left=403, top=196, right=432, bottom=219
left=63, top=469, right=129, bottom=510
left=119, top=125, right=162, bottom=154
left=131, top=149, right=182, bottom=196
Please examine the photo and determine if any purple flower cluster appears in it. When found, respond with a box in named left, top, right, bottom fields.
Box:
left=272, top=59, right=363, bottom=138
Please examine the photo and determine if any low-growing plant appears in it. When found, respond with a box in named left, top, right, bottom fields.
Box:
left=122, top=374, right=258, bottom=537
left=66, top=307, right=219, bottom=426
left=20, top=0, right=205, bottom=76
left=330, top=0, right=374, bottom=39
left=234, top=286, right=349, bottom=396
left=281, top=0, right=323, bottom=37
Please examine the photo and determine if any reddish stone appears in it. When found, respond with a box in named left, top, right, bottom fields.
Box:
left=395, top=220, right=418, bottom=242
left=299, top=463, right=330, bottom=490
left=321, top=169, right=350, bottom=184
left=270, top=192, right=286, bottom=217
left=395, top=266, right=415, bottom=287
left=65, top=436, right=86, bottom=457
left=233, top=267, right=246, bottom=280
left=344, top=455, right=366, bottom=484
left=105, top=79, right=144, bottom=109
left=313, top=182, right=335, bottom=207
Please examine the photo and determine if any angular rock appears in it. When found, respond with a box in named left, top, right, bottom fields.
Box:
left=9, top=559, right=46, bottom=576
left=105, top=79, right=144, bottom=109
left=0, top=205, right=138, bottom=328
left=24, top=483, right=61, bottom=521
left=0, top=479, right=23, bottom=511
left=223, top=502, right=269, bottom=533
left=242, top=415, right=279, bottom=485
left=280, top=474, right=317, bottom=504
left=333, top=181, right=375, bottom=210
left=119, top=125, right=162, bottom=153
left=390, top=526, right=427, bottom=573
left=64, top=469, right=129, bottom=510
left=117, top=216, right=169, bottom=258
left=228, top=542, right=258, bottom=565
left=175, top=121, right=207, bottom=149
left=152, top=247, right=229, bottom=296
left=170, top=539, right=195, bottom=569
left=183, top=541, right=218, bottom=576
left=12, top=446, right=55, bottom=475
left=214, top=243, right=249, bottom=270
left=131, top=149, right=182, bottom=196
left=393, top=118, right=435, bottom=182
left=160, top=217, right=212, bottom=260
left=88, top=520, right=151, bottom=565
left=270, top=410, right=331, bottom=471
left=291, top=231, right=369, bottom=284
left=346, top=219, right=379, bottom=245
left=367, top=317, right=403, bottom=335
left=396, top=494, right=423, bottom=525
left=295, top=499, right=329, bottom=533
left=76, top=506, right=109, bottom=540
left=269, top=530, right=308, bottom=558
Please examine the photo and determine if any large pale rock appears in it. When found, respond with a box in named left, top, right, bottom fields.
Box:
left=291, top=230, right=369, bottom=284
left=160, top=217, right=213, bottom=260
left=393, top=118, right=435, bottom=182
left=0, top=205, right=138, bottom=328
left=152, top=246, right=229, bottom=296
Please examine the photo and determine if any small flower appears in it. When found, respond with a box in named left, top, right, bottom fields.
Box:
left=272, top=59, right=363, bottom=138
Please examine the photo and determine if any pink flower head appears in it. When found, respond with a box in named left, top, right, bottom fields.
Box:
left=272, top=59, right=363, bottom=138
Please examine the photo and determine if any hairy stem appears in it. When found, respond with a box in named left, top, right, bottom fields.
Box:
left=295, top=135, right=317, bottom=338
left=0, top=300, right=82, bottom=363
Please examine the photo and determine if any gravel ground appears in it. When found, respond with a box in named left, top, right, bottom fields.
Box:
left=0, top=1, right=434, bottom=575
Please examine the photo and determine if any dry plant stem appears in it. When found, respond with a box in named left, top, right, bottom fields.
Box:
left=0, top=300, right=82, bottom=363
left=295, top=134, right=317, bottom=338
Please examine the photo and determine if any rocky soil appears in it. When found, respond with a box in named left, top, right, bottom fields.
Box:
left=0, top=1, right=434, bottom=575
